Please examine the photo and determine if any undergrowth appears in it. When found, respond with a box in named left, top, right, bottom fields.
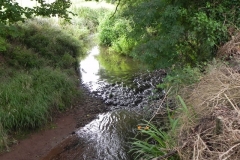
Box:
left=0, top=3, right=112, bottom=153
left=130, top=66, right=202, bottom=159
left=0, top=68, right=78, bottom=130
left=131, top=59, right=240, bottom=159
left=0, top=18, right=84, bottom=152
left=177, top=63, right=240, bottom=160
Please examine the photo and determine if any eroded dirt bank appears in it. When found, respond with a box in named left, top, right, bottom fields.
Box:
left=0, top=85, right=107, bottom=160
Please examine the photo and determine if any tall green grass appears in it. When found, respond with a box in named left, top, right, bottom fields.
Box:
left=0, top=18, right=84, bottom=151
left=0, top=4, right=112, bottom=152
left=0, top=68, right=78, bottom=131
left=130, top=122, right=171, bottom=159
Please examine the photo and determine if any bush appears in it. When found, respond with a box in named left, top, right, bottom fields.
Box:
left=98, top=13, right=136, bottom=55
left=72, top=7, right=108, bottom=33
left=157, top=66, right=201, bottom=94
left=98, top=0, right=240, bottom=69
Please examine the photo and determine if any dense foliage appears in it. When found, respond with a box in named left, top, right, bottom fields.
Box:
left=0, top=0, right=72, bottom=24
left=99, top=0, right=240, bottom=68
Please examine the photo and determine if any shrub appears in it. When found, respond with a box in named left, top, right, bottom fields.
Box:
left=98, top=0, right=240, bottom=69
left=157, top=66, right=202, bottom=94
left=98, top=13, right=136, bottom=55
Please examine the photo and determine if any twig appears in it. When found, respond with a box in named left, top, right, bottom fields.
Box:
left=219, top=142, right=240, bottom=160
left=148, top=87, right=172, bottom=123
left=109, top=0, right=121, bottom=19
left=224, top=93, right=239, bottom=112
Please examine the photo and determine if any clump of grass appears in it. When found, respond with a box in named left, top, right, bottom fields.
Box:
left=2, top=44, right=45, bottom=69
left=130, top=119, right=179, bottom=160
left=0, top=17, right=87, bottom=152
left=0, top=67, right=79, bottom=131
left=129, top=65, right=202, bottom=160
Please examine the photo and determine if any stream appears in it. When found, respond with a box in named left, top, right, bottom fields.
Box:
left=45, top=45, right=166, bottom=160
left=77, top=46, right=166, bottom=160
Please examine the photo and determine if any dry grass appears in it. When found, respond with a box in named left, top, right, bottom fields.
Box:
left=217, top=31, right=240, bottom=60
left=177, top=65, right=240, bottom=160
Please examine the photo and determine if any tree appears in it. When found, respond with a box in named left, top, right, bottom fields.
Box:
left=98, top=0, right=240, bottom=69
left=0, top=0, right=72, bottom=24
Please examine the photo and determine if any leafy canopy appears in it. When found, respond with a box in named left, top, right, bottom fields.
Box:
left=0, top=0, right=72, bottom=24
left=98, top=0, right=240, bottom=69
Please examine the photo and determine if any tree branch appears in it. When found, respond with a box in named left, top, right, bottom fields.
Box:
left=110, top=0, right=121, bottom=19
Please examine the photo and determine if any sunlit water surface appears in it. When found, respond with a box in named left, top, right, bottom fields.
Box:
left=80, top=46, right=103, bottom=91
left=77, top=110, right=140, bottom=160
left=77, top=46, right=145, bottom=160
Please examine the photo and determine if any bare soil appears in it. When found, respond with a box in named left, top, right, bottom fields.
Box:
left=0, top=85, right=107, bottom=160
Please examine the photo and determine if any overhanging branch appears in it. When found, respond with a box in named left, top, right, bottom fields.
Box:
left=110, top=0, right=121, bottom=19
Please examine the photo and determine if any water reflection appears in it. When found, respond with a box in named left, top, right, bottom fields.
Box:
left=80, top=46, right=104, bottom=91
left=76, top=46, right=152, bottom=160
left=79, top=46, right=145, bottom=92
left=76, top=110, right=140, bottom=160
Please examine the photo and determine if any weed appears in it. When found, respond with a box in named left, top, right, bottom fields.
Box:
left=130, top=121, right=171, bottom=160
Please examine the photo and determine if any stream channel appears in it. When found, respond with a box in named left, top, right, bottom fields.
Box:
left=48, top=45, right=166, bottom=160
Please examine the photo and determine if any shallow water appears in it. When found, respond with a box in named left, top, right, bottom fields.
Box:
left=76, top=110, right=140, bottom=160
left=77, top=46, right=145, bottom=159
left=65, top=45, right=164, bottom=160
left=79, top=46, right=143, bottom=92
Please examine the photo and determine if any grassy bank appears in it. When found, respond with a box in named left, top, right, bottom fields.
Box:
left=0, top=18, right=83, bottom=152
left=0, top=5, right=110, bottom=152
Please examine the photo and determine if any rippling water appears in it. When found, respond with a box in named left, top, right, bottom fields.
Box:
left=43, top=44, right=165, bottom=160
left=76, top=110, right=140, bottom=160
left=77, top=46, right=146, bottom=159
